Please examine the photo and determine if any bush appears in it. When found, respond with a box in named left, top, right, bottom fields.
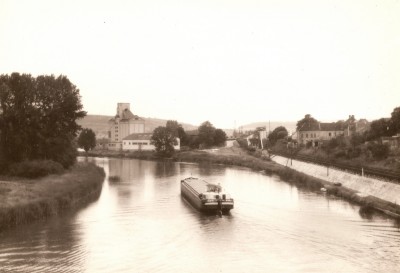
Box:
left=236, top=138, right=248, bottom=149
left=347, top=147, right=362, bottom=158
left=327, top=138, right=339, bottom=150
left=334, top=150, right=346, bottom=158
left=9, top=160, right=64, bottom=178
left=367, top=143, right=390, bottom=160
left=108, top=175, right=121, bottom=182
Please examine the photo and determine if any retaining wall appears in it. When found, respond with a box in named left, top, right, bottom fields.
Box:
left=272, top=156, right=400, bottom=205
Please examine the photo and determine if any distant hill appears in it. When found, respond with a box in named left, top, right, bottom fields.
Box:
left=77, top=115, right=197, bottom=138
left=239, top=121, right=297, bottom=135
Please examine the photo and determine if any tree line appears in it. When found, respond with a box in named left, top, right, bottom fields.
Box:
left=294, top=107, right=400, bottom=160
left=0, top=73, right=85, bottom=171
left=151, top=120, right=227, bottom=157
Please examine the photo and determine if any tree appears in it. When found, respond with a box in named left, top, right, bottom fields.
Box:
left=166, top=120, right=187, bottom=144
left=151, top=126, right=176, bottom=157
left=214, top=129, right=227, bottom=146
left=390, top=106, right=400, bottom=134
left=368, top=143, right=390, bottom=160
left=166, top=120, right=181, bottom=137
left=296, top=114, right=318, bottom=131
left=0, top=73, right=86, bottom=167
left=268, top=126, right=288, bottom=146
left=198, top=121, right=216, bottom=148
left=78, top=128, right=96, bottom=152
left=365, top=118, right=391, bottom=140
left=350, top=133, right=365, bottom=148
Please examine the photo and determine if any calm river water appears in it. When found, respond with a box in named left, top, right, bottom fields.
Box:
left=1, top=157, right=400, bottom=272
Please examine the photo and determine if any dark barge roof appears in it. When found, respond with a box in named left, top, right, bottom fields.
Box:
left=182, top=177, right=210, bottom=194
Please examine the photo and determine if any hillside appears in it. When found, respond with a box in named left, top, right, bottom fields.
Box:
left=77, top=115, right=197, bottom=138
left=239, top=121, right=297, bottom=135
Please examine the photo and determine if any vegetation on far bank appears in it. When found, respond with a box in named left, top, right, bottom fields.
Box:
left=241, top=106, right=400, bottom=171
left=150, top=120, right=227, bottom=157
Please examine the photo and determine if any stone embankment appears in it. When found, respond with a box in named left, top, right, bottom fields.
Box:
left=272, top=155, right=400, bottom=216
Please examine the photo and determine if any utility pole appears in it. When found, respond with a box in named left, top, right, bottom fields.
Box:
left=269, top=120, right=271, bottom=135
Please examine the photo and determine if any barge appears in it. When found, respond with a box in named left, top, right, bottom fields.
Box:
left=181, top=177, right=234, bottom=213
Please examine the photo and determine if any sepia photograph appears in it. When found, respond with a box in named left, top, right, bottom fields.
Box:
left=0, top=0, right=399, bottom=272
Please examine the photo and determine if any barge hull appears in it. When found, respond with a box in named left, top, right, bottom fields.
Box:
left=181, top=179, right=233, bottom=213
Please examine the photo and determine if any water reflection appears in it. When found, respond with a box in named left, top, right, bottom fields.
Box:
left=0, top=212, right=85, bottom=273
left=1, top=157, right=399, bottom=272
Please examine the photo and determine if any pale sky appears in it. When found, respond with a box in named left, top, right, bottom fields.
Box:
left=1, top=0, right=399, bottom=128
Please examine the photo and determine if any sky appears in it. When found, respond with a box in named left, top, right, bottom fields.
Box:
left=1, top=0, right=399, bottom=129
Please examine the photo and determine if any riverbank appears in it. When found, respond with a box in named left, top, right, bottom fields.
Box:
left=0, top=162, right=105, bottom=232
left=271, top=155, right=400, bottom=218
left=83, top=148, right=400, bottom=218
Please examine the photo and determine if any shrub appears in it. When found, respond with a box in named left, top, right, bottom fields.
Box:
left=108, top=175, right=121, bottom=182
left=347, top=147, right=362, bottom=158
left=236, top=138, right=247, bottom=148
left=9, top=160, right=64, bottom=178
left=334, top=150, right=346, bottom=158
left=367, top=143, right=390, bottom=160
left=327, top=138, right=339, bottom=150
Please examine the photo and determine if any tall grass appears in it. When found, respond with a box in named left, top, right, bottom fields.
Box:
left=0, top=162, right=105, bottom=231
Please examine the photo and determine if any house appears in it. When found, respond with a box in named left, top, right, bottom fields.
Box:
left=297, top=115, right=344, bottom=146
left=297, top=114, right=370, bottom=146
left=108, top=103, right=145, bottom=150
left=343, top=115, right=370, bottom=136
left=122, top=133, right=180, bottom=151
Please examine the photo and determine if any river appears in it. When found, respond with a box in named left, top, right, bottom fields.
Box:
left=1, top=157, right=399, bottom=272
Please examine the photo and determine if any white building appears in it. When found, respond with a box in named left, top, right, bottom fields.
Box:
left=122, top=133, right=180, bottom=151
left=225, top=138, right=238, bottom=148
left=108, top=103, right=145, bottom=150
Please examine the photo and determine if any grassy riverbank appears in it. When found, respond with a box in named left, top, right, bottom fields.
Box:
left=0, top=162, right=105, bottom=232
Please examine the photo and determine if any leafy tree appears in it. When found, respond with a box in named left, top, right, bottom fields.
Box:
left=166, top=120, right=187, bottom=144
left=365, top=118, right=391, bottom=140
left=0, top=73, right=86, bottom=168
left=268, top=126, right=288, bottom=146
left=78, top=128, right=96, bottom=152
left=368, top=143, right=389, bottom=160
left=198, top=121, right=216, bottom=148
left=151, top=126, right=176, bottom=157
left=166, top=120, right=181, bottom=137
left=350, top=133, right=365, bottom=148
left=236, top=138, right=249, bottom=149
left=187, top=135, right=200, bottom=149
left=214, top=129, right=227, bottom=146
left=296, top=114, right=318, bottom=131
left=390, top=106, right=400, bottom=134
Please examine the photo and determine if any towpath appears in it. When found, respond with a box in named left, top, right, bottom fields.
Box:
left=271, top=155, right=400, bottom=205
